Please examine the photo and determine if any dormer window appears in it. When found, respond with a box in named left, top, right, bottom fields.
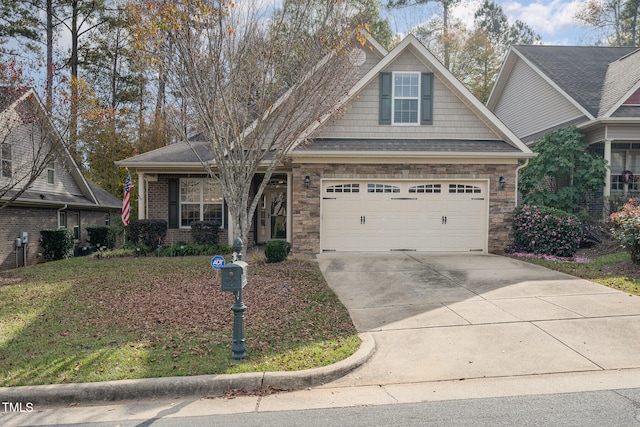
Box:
left=379, top=72, right=433, bottom=125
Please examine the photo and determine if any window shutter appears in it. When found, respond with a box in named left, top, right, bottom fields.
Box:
left=421, top=72, right=433, bottom=125
left=168, top=179, right=179, bottom=229
left=379, top=72, right=392, bottom=125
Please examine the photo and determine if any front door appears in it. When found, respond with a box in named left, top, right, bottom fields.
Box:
left=258, top=188, right=287, bottom=243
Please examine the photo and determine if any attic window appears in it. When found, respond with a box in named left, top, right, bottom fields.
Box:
left=1, top=143, right=11, bottom=178
left=393, top=73, right=419, bottom=123
left=47, top=161, right=55, bottom=184
left=379, top=72, right=433, bottom=125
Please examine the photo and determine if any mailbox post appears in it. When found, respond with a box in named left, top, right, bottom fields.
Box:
left=221, top=238, right=248, bottom=360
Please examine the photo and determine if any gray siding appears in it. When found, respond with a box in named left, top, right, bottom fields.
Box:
left=492, top=58, right=583, bottom=139
left=316, top=50, right=499, bottom=140
left=2, top=113, right=83, bottom=198
left=605, top=124, right=640, bottom=140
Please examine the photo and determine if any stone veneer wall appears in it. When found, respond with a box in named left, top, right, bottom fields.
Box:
left=291, top=163, right=518, bottom=256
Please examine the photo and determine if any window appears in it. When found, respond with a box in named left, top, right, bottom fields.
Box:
left=180, top=178, right=223, bottom=227
left=1, top=143, right=11, bottom=178
left=72, top=213, right=80, bottom=239
left=393, top=73, right=419, bottom=123
left=105, top=213, right=110, bottom=226
left=449, top=184, right=481, bottom=194
left=379, top=72, right=433, bottom=125
left=47, top=161, right=55, bottom=184
left=409, top=184, right=441, bottom=193
left=58, top=211, right=66, bottom=228
left=367, top=183, right=400, bottom=193
left=326, top=183, right=360, bottom=193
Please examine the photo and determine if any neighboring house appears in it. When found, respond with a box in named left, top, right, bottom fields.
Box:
left=116, top=35, right=533, bottom=255
left=0, top=87, right=121, bottom=270
left=487, top=45, right=640, bottom=205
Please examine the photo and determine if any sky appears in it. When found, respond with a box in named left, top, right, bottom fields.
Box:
left=382, top=0, right=599, bottom=46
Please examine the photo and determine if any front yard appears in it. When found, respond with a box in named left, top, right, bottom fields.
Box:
left=0, top=256, right=359, bottom=387
left=511, top=240, right=640, bottom=296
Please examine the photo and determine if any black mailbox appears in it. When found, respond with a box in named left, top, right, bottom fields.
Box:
left=221, top=261, right=248, bottom=292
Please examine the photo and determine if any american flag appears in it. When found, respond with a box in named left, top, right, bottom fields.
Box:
left=121, top=171, right=133, bottom=226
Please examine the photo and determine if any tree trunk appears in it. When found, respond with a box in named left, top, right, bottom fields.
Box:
left=46, top=0, right=53, bottom=114
left=69, top=0, right=79, bottom=158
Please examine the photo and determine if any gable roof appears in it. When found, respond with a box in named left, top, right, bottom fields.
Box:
left=118, top=34, right=533, bottom=170
left=489, top=45, right=640, bottom=120
left=293, top=34, right=532, bottom=158
left=0, top=88, right=120, bottom=210
left=599, top=49, right=640, bottom=117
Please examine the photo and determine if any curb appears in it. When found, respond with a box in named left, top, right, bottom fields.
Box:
left=0, top=333, right=375, bottom=406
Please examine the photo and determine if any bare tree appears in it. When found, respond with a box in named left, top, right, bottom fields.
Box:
left=163, top=0, right=369, bottom=246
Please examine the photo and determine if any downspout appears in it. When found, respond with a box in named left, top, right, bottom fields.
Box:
left=57, top=204, right=68, bottom=224
left=515, top=159, right=530, bottom=207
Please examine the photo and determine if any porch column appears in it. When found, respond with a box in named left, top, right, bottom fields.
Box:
left=604, top=139, right=612, bottom=198
left=137, top=172, right=146, bottom=219
left=286, top=172, right=292, bottom=244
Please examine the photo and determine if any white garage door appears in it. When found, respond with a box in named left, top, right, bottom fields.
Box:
left=321, top=180, right=488, bottom=252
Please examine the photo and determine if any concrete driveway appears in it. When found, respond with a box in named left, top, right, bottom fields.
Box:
left=317, top=253, right=640, bottom=388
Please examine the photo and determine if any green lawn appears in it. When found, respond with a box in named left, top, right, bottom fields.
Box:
left=0, top=256, right=359, bottom=387
left=514, top=252, right=640, bottom=295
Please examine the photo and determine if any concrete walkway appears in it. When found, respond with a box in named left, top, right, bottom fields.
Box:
left=4, top=253, right=640, bottom=426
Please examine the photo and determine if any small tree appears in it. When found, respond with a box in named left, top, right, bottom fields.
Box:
left=519, top=126, right=608, bottom=214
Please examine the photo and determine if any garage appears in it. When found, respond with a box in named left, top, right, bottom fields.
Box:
left=321, top=180, right=488, bottom=252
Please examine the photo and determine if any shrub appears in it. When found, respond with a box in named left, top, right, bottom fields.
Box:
left=40, top=229, right=74, bottom=261
left=86, top=225, right=118, bottom=249
left=610, top=199, right=640, bottom=264
left=128, top=219, right=167, bottom=250
left=264, top=240, right=291, bottom=263
left=190, top=220, right=220, bottom=246
left=513, top=204, right=582, bottom=257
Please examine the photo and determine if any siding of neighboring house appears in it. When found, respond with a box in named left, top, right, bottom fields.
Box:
left=318, top=49, right=498, bottom=140
left=0, top=206, right=57, bottom=269
left=605, top=124, right=640, bottom=140
left=492, top=58, right=585, bottom=139
left=291, top=162, right=518, bottom=255
left=0, top=207, right=114, bottom=270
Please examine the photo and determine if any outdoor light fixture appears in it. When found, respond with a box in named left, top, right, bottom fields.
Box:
left=499, top=176, right=506, bottom=190
left=304, top=175, right=310, bottom=188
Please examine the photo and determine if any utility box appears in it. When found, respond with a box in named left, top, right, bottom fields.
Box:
left=221, top=261, right=247, bottom=292
left=19, top=231, right=28, bottom=244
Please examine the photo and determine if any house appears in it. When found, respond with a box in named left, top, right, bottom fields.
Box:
left=0, top=87, right=121, bottom=270
left=487, top=45, right=640, bottom=204
left=116, top=35, right=533, bottom=255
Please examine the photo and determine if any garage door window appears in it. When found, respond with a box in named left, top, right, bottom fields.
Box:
left=409, top=184, right=441, bottom=193
left=326, top=183, right=359, bottom=193
left=368, top=183, right=400, bottom=193
left=449, top=184, right=481, bottom=194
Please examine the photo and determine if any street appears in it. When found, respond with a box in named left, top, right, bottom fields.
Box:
left=4, top=388, right=640, bottom=427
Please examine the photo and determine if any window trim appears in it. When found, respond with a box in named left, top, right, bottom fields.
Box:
left=392, top=72, right=420, bottom=125
left=178, top=178, right=224, bottom=229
